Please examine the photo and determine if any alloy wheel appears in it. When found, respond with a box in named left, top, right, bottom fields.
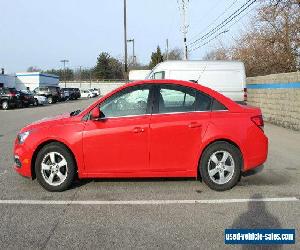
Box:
left=40, top=152, right=68, bottom=186
left=207, top=150, right=235, bottom=185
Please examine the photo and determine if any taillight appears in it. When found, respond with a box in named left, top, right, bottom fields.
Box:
left=244, top=88, right=247, bottom=102
left=251, top=115, right=264, bottom=130
left=7, top=93, right=16, bottom=97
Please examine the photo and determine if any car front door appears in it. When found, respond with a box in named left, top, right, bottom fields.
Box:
left=149, top=84, right=212, bottom=175
left=83, top=85, right=153, bottom=175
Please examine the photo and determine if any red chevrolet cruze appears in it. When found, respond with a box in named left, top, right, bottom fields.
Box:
left=14, top=80, right=268, bottom=192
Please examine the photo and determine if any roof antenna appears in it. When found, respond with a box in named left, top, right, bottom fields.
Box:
left=195, top=61, right=208, bottom=84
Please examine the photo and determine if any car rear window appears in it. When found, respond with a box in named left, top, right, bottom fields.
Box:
left=9, top=88, right=18, bottom=94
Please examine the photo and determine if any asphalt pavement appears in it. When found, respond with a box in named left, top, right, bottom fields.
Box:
left=0, top=98, right=299, bottom=249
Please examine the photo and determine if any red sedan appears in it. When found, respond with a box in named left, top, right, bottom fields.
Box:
left=14, top=80, right=268, bottom=192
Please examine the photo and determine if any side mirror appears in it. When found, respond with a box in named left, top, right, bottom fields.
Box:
left=90, top=107, right=105, bottom=120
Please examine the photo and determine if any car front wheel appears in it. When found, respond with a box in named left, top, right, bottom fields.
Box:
left=2, top=101, right=9, bottom=110
left=199, top=141, right=242, bottom=191
left=35, top=142, right=76, bottom=192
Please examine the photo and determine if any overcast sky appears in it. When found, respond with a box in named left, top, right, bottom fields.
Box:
left=0, top=0, right=256, bottom=73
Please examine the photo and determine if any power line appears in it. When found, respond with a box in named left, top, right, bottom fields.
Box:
left=188, top=2, right=257, bottom=52
left=188, top=0, right=255, bottom=48
left=188, top=0, right=257, bottom=48
left=188, top=30, right=229, bottom=52
left=189, top=0, right=239, bottom=42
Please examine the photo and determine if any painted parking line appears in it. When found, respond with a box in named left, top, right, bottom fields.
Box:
left=0, top=197, right=298, bottom=205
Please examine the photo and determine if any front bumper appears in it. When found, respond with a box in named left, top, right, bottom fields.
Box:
left=39, top=99, right=48, bottom=105
left=13, top=141, right=33, bottom=177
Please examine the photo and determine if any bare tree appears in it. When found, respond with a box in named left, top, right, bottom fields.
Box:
left=165, top=48, right=183, bottom=60
left=203, top=47, right=230, bottom=60
left=27, top=66, right=41, bottom=72
left=203, top=0, right=300, bottom=76
left=234, top=0, right=300, bottom=76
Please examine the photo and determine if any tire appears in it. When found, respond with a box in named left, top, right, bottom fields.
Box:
left=35, top=142, right=76, bottom=192
left=199, top=141, right=242, bottom=191
left=48, top=96, right=53, bottom=104
left=2, top=101, right=9, bottom=110
left=34, top=99, right=39, bottom=106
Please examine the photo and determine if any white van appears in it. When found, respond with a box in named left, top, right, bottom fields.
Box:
left=129, top=70, right=151, bottom=81
left=146, top=60, right=246, bottom=102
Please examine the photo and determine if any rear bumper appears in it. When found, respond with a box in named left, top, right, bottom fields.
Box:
left=243, top=127, right=268, bottom=172
left=242, top=164, right=264, bottom=177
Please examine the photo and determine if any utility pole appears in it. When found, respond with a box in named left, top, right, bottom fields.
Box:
left=178, top=0, right=189, bottom=60
left=89, top=70, right=92, bottom=89
left=123, top=0, right=128, bottom=77
left=79, top=66, right=82, bottom=89
left=166, top=39, right=169, bottom=60
left=127, top=39, right=135, bottom=65
left=60, top=59, right=69, bottom=88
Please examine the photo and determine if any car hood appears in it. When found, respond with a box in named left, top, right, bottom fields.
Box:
left=20, top=113, right=71, bottom=132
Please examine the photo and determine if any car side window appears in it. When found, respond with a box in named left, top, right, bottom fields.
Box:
left=196, top=92, right=212, bottom=111
left=211, top=98, right=228, bottom=111
left=100, top=87, right=150, bottom=118
left=158, top=85, right=197, bottom=113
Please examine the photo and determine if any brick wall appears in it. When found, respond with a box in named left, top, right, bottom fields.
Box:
left=247, top=72, right=300, bottom=130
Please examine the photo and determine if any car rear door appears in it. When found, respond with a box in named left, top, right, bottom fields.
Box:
left=149, top=84, right=211, bottom=176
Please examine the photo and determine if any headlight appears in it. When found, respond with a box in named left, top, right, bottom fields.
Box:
left=17, top=131, right=30, bottom=144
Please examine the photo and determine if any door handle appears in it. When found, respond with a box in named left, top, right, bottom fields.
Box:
left=188, top=122, right=202, bottom=128
left=133, top=127, right=145, bottom=133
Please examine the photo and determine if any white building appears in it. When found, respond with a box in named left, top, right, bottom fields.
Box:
left=15, top=72, right=59, bottom=90
left=0, top=74, right=16, bottom=88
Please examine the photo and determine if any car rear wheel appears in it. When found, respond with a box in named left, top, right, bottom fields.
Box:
left=48, top=96, right=53, bottom=104
left=35, top=142, right=76, bottom=192
left=199, top=141, right=241, bottom=191
left=2, top=101, right=9, bottom=110
left=34, top=99, right=39, bottom=106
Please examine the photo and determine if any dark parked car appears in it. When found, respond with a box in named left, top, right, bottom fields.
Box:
left=33, top=86, right=60, bottom=104
left=61, top=88, right=75, bottom=100
left=54, top=87, right=66, bottom=102
left=18, top=90, right=35, bottom=107
left=73, top=88, right=81, bottom=99
left=61, top=88, right=80, bottom=100
left=0, top=87, right=19, bottom=110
